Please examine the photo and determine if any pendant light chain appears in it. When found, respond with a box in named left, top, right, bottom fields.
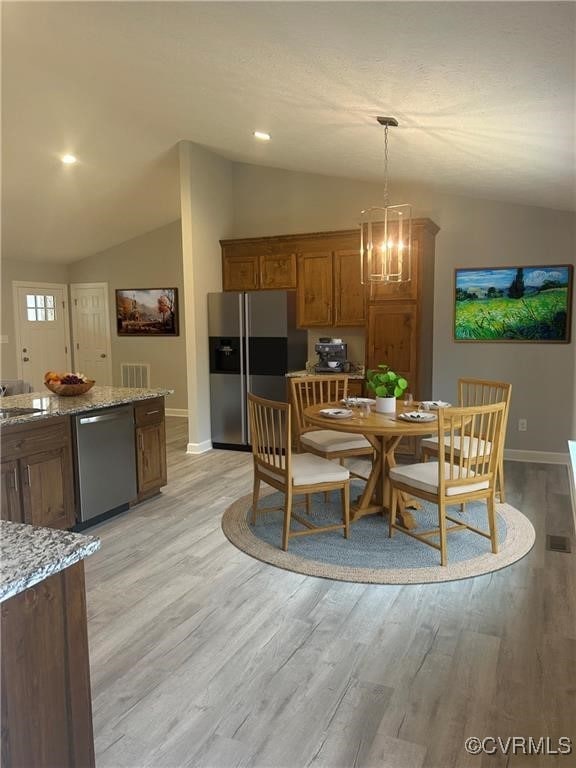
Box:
left=383, top=123, right=390, bottom=208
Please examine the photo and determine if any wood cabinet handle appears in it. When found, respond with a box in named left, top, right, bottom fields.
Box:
left=12, top=467, right=19, bottom=493
left=138, top=433, right=144, bottom=451
left=26, top=464, right=31, bottom=487
left=146, top=410, right=160, bottom=416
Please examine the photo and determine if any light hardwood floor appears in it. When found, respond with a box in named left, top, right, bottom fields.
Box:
left=85, top=418, right=575, bottom=768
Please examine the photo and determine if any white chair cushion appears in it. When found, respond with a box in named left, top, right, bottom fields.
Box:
left=389, top=461, right=489, bottom=496
left=421, top=435, right=492, bottom=458
left=260, top=452, right=349, bottom=487
left=301, top=429, right=371, bottom=453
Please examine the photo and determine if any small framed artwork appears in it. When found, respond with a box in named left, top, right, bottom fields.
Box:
left=454, top=265, right=573, bottom=342
left=116, top=288, right=179, bottom=336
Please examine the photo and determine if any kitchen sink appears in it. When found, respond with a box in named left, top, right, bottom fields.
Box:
left=0, top=407, right=46, bottom=417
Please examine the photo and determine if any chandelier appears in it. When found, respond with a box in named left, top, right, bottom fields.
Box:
left=360, top=117, right=412, bottom=284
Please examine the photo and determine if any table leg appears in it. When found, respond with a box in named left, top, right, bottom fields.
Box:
left=350, top=434, right=417, bottom=529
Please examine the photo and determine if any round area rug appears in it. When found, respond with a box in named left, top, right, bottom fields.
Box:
left=221, top=486, right=535, bottom=584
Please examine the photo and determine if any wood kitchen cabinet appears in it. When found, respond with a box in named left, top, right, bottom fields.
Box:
left=296, top=251, right=333, bottom=326
left=1, top=561, right=95, bottom=768
left=365, top=218, right=439, bottom=401
left=134, top=398, right=167, bottom=500
left=0, top=417, right=75, bottom=529
left=295, top=233, right=365, bottom=328
left=221, top=237, right=297, bottom=291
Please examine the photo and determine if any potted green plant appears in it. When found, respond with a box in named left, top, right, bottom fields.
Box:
left=366, top=364, right=409, bottom=413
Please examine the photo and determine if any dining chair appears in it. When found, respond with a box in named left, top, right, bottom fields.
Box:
left=389, top=401, right=506, bottom=566
left=420, top=377, right=512, bottom=502
left=247, top=393, right=350, bottom=551
left=289, top=375, right=374, bottom=478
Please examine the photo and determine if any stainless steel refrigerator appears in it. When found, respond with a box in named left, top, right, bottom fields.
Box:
left=208, top=291, right=307, bottom=449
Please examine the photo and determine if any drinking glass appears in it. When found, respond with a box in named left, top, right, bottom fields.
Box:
left=360, top=402, right=371, bottom=418
left=403, top=392, right=414, bottom=407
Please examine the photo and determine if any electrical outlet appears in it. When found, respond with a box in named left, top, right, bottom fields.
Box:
left=518, top=418, right=527, bottom=432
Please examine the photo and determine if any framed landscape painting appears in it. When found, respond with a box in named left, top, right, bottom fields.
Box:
left=454, top=265, right=573, bottom=342
left=116, top=288, right=179, bottom=336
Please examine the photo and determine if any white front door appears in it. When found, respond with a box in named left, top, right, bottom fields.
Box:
left=70, top=283, right=113, bottom=385
left=13, top=282, right=71, bottom=391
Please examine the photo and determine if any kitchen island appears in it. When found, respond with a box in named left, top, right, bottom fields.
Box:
left=0, top=386, right=173, bottom=529
left=1, top=521, right=100, bottom=767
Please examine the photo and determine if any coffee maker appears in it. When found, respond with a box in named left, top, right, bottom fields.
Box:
left=315, top=339, right=348, bottom=373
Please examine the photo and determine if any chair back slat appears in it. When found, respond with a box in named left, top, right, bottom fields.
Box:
left=248, top=393, right=290, bottom=479
left=290, top=375, right=349, bottom=435
left=437, top=402, right=505, bottom=494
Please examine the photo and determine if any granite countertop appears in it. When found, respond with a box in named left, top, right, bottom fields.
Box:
left=0, top=521, right=101, bottom=603
left=286, top=369, right=365, bottom=380
left=0, top=385, right=173, bottom=425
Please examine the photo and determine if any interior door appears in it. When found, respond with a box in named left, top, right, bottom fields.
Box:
left=70, top=283, right=113, bottom=384
left=13, top=283, right=71, bottom=391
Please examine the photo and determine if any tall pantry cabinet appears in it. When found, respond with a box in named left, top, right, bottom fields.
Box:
left=365, top=218, right=439, bottom=400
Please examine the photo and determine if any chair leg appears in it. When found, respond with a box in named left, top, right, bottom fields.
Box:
left=487, top=494, right=498, bottom=554
left=306, top=494, right=311, bottom=515
left=341, top=484, right=350, bottom=539
left=282, top=486, right=293, bottom=551
left=251, top=476, right=261, bottom=525
left=389, top=487, right=398, bottom=537
left=438, top=500, right=448, bottom=566
left=497, top=458, right=505, bottom=503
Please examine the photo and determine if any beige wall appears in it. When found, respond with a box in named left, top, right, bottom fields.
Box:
left=230, top=163, right=575, bottom=454
left=179, top=142, right=233, bottom=451
left=68, top=221, right=187, bottom=410
left=1, top=259, right=70, bottom=380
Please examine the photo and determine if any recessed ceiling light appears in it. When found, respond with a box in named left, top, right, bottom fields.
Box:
left=61, top=154, right=77, bottom=164
left=254, top=131, right=271, bottom=141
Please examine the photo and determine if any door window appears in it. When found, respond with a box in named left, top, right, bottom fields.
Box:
left=26, top=294, right=55, bottom=322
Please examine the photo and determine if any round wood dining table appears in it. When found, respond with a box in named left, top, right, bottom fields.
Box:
left=303, top=401, right=439, bottom=529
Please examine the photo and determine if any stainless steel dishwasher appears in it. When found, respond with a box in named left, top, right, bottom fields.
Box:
left=74, top=405, right=137, bottom=523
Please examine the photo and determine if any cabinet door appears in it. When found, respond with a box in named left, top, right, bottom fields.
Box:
left=20, top=448, right=75, bottom=529
left=223, top=255, right=259, bottom=291
left=260, top=252, right=297, bottom=289
left=367, top=303, right=418, bottom=393
left=1, top=461, right=24, bottom=523
left=296, top=252, right=333, bottom=327
left=347, top=380, right=364, bottom=397
left=136, top=423, right=167, bottom=495
left=334, top=249, right=365, bottom=326
left=368, top=233, right=420, bottom=303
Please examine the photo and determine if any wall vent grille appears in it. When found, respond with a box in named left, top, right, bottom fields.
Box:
left=545, top=534, right=572, bottom=554
left=121, top=363, right=150, bottom=389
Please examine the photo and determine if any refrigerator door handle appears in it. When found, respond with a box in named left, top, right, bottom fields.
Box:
left=239, top=293, right=247, bottom=442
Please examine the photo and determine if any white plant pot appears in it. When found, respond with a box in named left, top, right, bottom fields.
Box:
left=375, top=396, right=396, bottom=414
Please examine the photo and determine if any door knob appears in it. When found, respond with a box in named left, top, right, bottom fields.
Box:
left=22, top=356, right=30, bottom=362
left=100, top=353, right=107, bottom=358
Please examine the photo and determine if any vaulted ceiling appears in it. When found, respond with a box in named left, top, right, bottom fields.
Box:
left=2, top=1, right=574, bottom=264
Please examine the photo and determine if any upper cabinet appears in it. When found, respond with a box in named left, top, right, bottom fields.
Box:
left=222, top=230, right=366, bottom=328
left=221, top=237, right=297, bottom=291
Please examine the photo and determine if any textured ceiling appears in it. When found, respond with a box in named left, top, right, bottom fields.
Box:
left=2, top=1, right=575, bottom=264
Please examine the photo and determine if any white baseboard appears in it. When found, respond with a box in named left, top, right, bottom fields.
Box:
left=165, top=408, right=188, bottom=418
left=504, top=449, right=569, bottom=464
left=186, top=440, right=212, bottom=455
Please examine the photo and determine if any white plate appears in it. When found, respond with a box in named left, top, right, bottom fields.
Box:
left=398, top=411, right=437, bottom=422
left=319, top=408, right=354, bottom=419
left=341, top=397, right=376, bottom=406
left=420, top=400, right=451, bottom=409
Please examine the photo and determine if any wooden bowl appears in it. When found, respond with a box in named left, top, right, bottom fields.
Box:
left=44, top=379, right=95, bottom=397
